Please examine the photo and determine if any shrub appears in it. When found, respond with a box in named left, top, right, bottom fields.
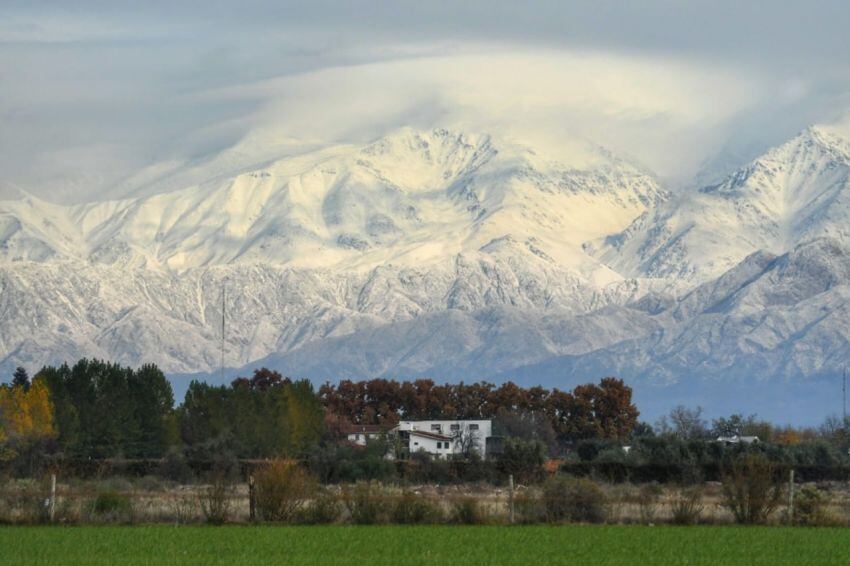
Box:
left=159, top=449, right=194, bottom=484
left=450, top=497, right=488, bottom=524
left=171, top=493, right=199, bottom=525
left=296, top=489, right=341, bottom=524
left=513, top=490, right=545, bottom=524
left=793, top=485, right=835, bottom=526
left=343, top=482, right=390, bottom=525
left=391, top=491, right=443, bottom=524
left=0, top=479, right=51, bottom=524
left=199, top=473, right=234, bottom=525
left=254, top=460, right=317, bottom=523
left=542, top=476, right=607, bottom=523
left=637, top=483, right=663, bottom=524
left=670, top=485, right=704, bottom=525
left=722, top=454, right=782, bottom=524
left=91, top=491, right=133, bottom=523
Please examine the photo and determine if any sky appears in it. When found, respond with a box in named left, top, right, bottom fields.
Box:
left=2, top=1, right=850, bottom=203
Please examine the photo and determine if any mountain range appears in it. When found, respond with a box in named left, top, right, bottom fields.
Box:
left=2, top=126, right=849, bottom=423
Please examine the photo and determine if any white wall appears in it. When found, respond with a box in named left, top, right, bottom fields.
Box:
left=408, top=432, right=456, bottom=460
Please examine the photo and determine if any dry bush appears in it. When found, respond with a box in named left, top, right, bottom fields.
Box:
left=89, top=490, right=134, bottom=523
left=172, top=493, right=199, bottom=524
left=450, top=496, right=488, bottom=524
left=254, top=459, right=317, bottom=523
left=1, top=479, right=51, bottom=524
left=542, top=476, right=607, bottom=524
left=199, top=473, right=234, bottom=525
left=722, top=454, right=782, bottom=524
left=637, top=483, right=663, bottom=524
left=391, top=491, right=443, bottom=524
left=513, top=490, right=545, bottom=524
left=296, top=488, right=341, bottom=524
left=793, top=485, right=838, bottom=526
left=670, top=486, right=704, bottom=525
left=342, top=482, right=390, bottom=525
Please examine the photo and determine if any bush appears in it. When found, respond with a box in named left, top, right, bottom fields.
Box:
left=253, top=460, right=317, bottom=523
left=450, top=497, right=488, bottom=524
left=793, top=485, right=836, bottom=526
left=513, top=490, right=545, bottom=524
left=542, top=476, right=607, bottom=523
left=722, top=454, right=782, bottom=524
left=0, top=479, right=51, bottom=524
left=199, top=473, right=234, bottom=525
left=391, top=491, right=443, bottom=524
left=296, top=489, right=341, bottom=524
left=159, top=449, right=194, bottom=484
left=91, top=491, right=133, bottom=523
left=343, top=482, right=390, bottom=525
left=636, top=483, right=663, bottom=524
left=670, top=485, right=704, bottom=525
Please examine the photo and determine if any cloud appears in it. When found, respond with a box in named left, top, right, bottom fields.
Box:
left=1, top=2, right=849, bottom=202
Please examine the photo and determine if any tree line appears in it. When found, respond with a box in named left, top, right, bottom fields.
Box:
left=319, top=377, right=639, bottom=445
left=2, top=360, right=640, bottom=467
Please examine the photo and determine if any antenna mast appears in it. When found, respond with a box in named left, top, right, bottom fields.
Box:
left=844, top=365, right=847, bottom=425
left=221, top=280, right=226, bottom=385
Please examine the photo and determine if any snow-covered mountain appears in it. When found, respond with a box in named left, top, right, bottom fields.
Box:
left=0, top=128, right=665, bottom=374
left=3, top=125, right=850, bottom=421
left=591, top=126, right=850, bottom=283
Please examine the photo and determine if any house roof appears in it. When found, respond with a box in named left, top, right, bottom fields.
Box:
left=408, top=430, right=454, bottom=441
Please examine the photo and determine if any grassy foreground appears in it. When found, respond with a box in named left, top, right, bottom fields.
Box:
left=1, top=525, right=847, bottom=565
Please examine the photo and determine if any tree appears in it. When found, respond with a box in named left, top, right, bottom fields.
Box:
left=496, top=438, right=546, bottom=483
left=0, top=376, right=56, bottom=461
left=656, top=406, right=707, bottom=440
left=12, top=367, right=30, bottom=391
left=36, top=359, right=175, bottom=458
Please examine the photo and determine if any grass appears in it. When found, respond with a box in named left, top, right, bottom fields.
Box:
left=0, top=525, right=847, bottom=565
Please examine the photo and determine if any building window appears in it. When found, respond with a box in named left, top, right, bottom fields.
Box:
left=469, top=424, right=479, bottom=431
left=431, top=424, right=442, bottom=432
left=450, top=424, right=460, bottom=431
left=437, top=442, right=442, bottom=449
left=413, top=442, right=419, bottom=446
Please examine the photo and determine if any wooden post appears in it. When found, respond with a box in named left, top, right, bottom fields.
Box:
left=248, top=475, right=256, bottom=522
left=49, top=473, right=57, bottom=523
left=787, top=469, right=795, bottom=525
left=508, top=474, right=515, bottom=525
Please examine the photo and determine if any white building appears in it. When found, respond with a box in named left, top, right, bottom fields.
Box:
left=343, top=424, right=385, bottom=446
left=394, top=420, right=492, bottom=459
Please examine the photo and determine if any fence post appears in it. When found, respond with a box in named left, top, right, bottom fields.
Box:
left=49, top=473, right=57, bottom=523
left=787, top=469, right=795, bottom=525
left=508, top=474, right=515, bottom=525
left=248, top=475, right=256, bottom=522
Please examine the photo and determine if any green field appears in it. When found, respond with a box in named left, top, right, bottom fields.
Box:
left=1, top=525, right=847, bottom=565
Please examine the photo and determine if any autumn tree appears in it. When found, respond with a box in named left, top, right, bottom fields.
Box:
left=0, top=376, right=56, bottom=462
